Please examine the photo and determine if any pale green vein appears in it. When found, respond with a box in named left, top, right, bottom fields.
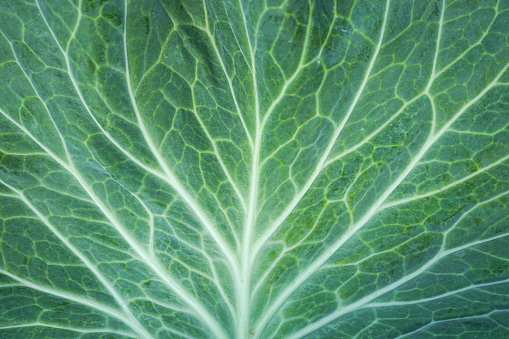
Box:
left=122, top=3, right=238, bottom=276
left=35, top=0, right=237, bottom=287
left=252, top=0, right=392, bottom=270
left=189, top=72, right=247, bottom=212
left=426, top=0, right=445, bottom=134
left=260, top=1, right=315, bottom=129
left=254, top=8, right=508, bottom=335
left=323, top=94, right=422, bottom=168
left=202, top=3, right=254, bottom=147
left=0, top=178, right=151, bottom=339
left=365, top=278, right=509, bottom=308
left=381, top=153, right=509, bottom=210
left=395, top=311, right=502, bottom=339
left=433, top=0, right=501, bottom=79
left=122, top=2, right=232, bottom=337
left=0, top=269, right=136, bottom=333
left=264, top=63, right=509, bottom=337
left=251, top=201, right=329, bottom=300
left=238, top=0, right=263, bottom=335
left=288, top=232, right=509, bottom=339
left=427, top=0, right=445, bottom=93
left=0, top=324, right=136, bottom=337
left=441, top=188, right=509, bottom=245
left=0, top=104, right=227, bottom=339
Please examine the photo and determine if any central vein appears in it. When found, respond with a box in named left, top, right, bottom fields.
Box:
left=237, top=19, right=261, bottom=339
left=239, top=126, right=261, bottom=338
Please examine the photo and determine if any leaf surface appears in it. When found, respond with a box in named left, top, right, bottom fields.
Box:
left=0, top=0, right=508, bottom=338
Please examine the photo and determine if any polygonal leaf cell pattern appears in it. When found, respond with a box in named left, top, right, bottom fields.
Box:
left=0, top=0, right=508, bottom=338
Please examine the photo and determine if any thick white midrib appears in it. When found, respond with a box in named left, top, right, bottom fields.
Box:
left=236, top=0, right=261, bottom=336
left=240, top=4, right=317, bottom=337
left=288, top=232, right=509, bottom=339
left=0, top=108, right=228, bottom=339
left=0, top=324, right=136, bottom=337
left=365, top=277, right=509, bottom=308
left=381, top=153, right=509, bottom=210
left=256, top=62, right=509, bottom=337
left=238, top=126, right=261, bottom=338
left=0, top=269, right=135, bottom=331
left=0, top=180, right=151, bottom=339
left=251, top=203, right=329, bottom=300
left=252, top=0, right=392, bottom=263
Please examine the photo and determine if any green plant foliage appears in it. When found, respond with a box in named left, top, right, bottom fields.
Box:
left=0, top=0, right=508, bottom=338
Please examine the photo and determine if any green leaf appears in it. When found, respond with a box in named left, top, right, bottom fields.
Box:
left=0, top=0, right=508, bottom=338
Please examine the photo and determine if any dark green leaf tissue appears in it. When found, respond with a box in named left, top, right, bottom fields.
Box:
left=0, top=0, right=508, bottom=338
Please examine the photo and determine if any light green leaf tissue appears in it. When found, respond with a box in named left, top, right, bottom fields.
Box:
left=0, top=0, right=508, bottom=338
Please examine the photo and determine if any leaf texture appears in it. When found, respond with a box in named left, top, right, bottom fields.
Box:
left=0, top=0, right=508, bottom=338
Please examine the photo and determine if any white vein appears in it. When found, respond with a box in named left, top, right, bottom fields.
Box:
left=0, top=323, right=135, bottom=337
left=426, top=0, right=445, bottom=134
left=365, top=278, right=509, bottom=308
left=202, top=4, right=254, bottom=147
left=252, top=0, right=392, bottom=266
left=189, top=66, right=247, bottom=213
left=253, top=4, right=509, bottom=333
left=381, top=153, right=509, bottom=210
left=433, top=0, right=501, bottom=81
left=260, top=3, right=315, bottom=130
left=0, top=178, right=150, bottom=338
left=236, top=0, right=263, bottom=335
left=441, top=188, right=509, bottom=245
left=26, top=4, right=239, bottom=335
left=394, top=311, right=503, bottom=339
left=35, top=0, right=238, bottom=284
left=322, top=94, right=424, bottom=168
left=252, top=0, right=392, bottom=331
left=2, top=49, right=226, bottom=339
left=121, top=2, right=238, bottom=278
left=1, top=1, right=507, bottom=338
left=0, top=104, right=230, bottom=336
left=288, top=231, right=509, bottom=339
left=154, top=39, right=248, bottom=214
left=0, top=269, right=136, bottom=333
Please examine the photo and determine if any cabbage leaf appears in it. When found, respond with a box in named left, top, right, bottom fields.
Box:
left=0, top=0, right=508, bottom=338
